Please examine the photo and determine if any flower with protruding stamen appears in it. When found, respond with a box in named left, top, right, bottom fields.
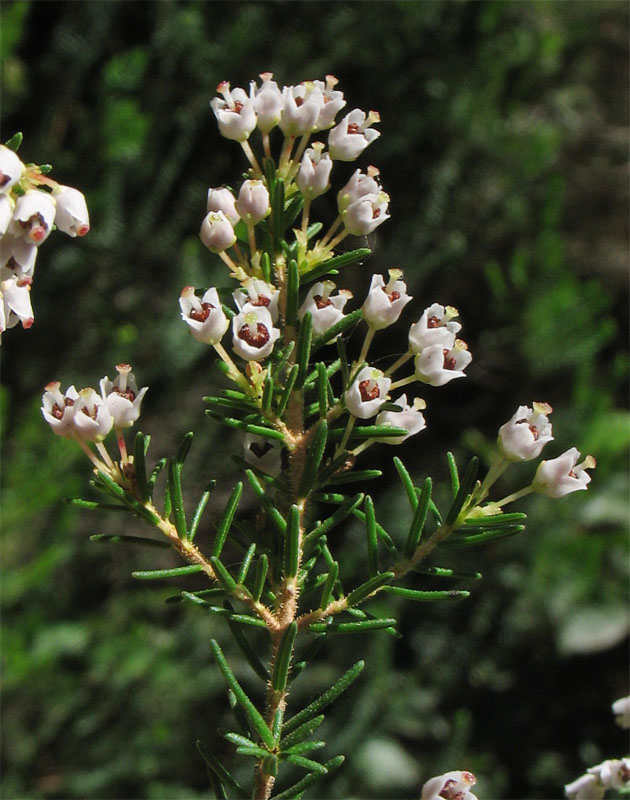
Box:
left=72, top=387, right=113, bottom=442
left=251, top=72, right=283, bottom=133
left=0, top=145, right=25, bottom=194
left=612, top=696, right=630, bottom=729
left=375, top=394, right=426, bottom=444
left=298, top=280, right=351, bottom=336
left=421, top=770, right=478, bottom=800
left=52, top=185, right=90, bottom=237
left=279, top=82, right=324, bottom=136
left=0, top=274, right=34, bottom=336
left=312, top=74, right=346, bottom=130
left=41, top=382, right=80, bottom=437
left=342, top=190, right=390, bottom=236
left=235, top=180, right=270, bottom=224
left=362, top=270, right=412, bottom=330
left=180, top=286, right=230, bottom=345
left=206, top=187, right=240, bottom=226
left=243, top=433, right=282, bottom=477
left=210, top=81, right=257, bottom=142
left=409, top=304, right=461, bottom=354
left=0, top=234, right=38, bottom=277
left=337, top=167, right=381, bottom=214
left=232, top=306, right=280, bottom=362
left=100, top=364, right=148, bottom=429
left=414, top=340, right=471, bottom=387
left=533, top=448, right=595, bottom=498
left=344, top=366, right=391, bottom=419
left=233, top=279, right=279, bottom=323
left=199, top=210, right=236, bottom=253
left=328, top=109, right=380, bottom=161
left=296, top=143, right=333, bottom=200
left=10, top=189, right=56, bottom=245
left=498, top=403, right=553, bottom=462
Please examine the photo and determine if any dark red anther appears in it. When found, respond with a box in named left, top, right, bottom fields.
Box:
left=359, top=379, right=380, bottom=402
left=52, top=396, right=74, bottom=420
left=81, top=404, right=97, bottom=420
left=189, top=302, right=214, bottom=322
left=238, top=322, right=270, bottom=348
left=233, top=101, right=244, bottom=113
left=372, top=208, right=381, bottom=219
left=347, top=123, right=360, bottom=135
left=528, top=424, right=539, bottom=440
left=295, top=96, right=304, bottom=107
left=382, top=287, right=400, bottom=302
left=113, top=387, right=136, bottom=402
left=248, top=294, right=270, bottom=308
left=443, top=350, right=457, bottom=370
left=427, top=315, right=440, bottom=328
left=0, top=172, right=10, bottom=188
left=313, top=294, right=332, bottom=309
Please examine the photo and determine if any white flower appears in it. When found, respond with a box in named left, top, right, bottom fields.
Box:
left=10, top=189, right=56, bottom=245
left=232, top=306, right=280, bottom=362
left=233, top=279, right=279, bottom=323
left=243, top=433, right=281, bottom=477
left=362, top=270, right=412, bottom=330
left=72, top=387, right=113, bottom=442
left=206, top=187, right=240, bottom=226
left=421, top=770, right=477, bottom=800
left=0, top=234, right=38, bottom=279
left=0, top=194, right=15, bottom=235
left=180, top=286, right=229, bottom=345
left=251, top=72, right=283, bottom=133
left=409, top=304, right=461, bottom=353
left=99, top=364, right=148, bottom=429
left=497, top=402, right=554, bottom=462
left=564, top=773, right=605, bottom=800
left=612, top=695, right=630, bottom=729
left=375, top=394, right=426, bottom=444
left=0, top=273, right=34, bottom=335
left=0, top=145, right=25, bottom=194
left=296, top=143, right=333, bottom=200
left=587, top=759, right=630, bottom=791
left=298, top=280, right=351, bottom=336
left=533, top=447, right=595, bottom=498
left=199, top=210, right=236, bottom=253
left=279, top=82, right=324, bottom=136
left=337, top=167, right=381, bottom=214
left=210, top=81, right=257, bottom=142
left=414, top=340, right=472, bottom=387
left=235, top=179, right=270, bottom=224
left=41, top=382, right=80, bottom=437
left=344, top=366, right=391, bottom=419
left=342, top=190, right=390, bottom=236
left=312, top=74, right=346, bottom=130
left=328, top=108, right=380, bottom=161
left=52, top=185, right=90, bottom=237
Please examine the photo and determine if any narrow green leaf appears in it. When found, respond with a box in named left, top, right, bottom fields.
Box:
left=90, top=533, right=170, bottom=548
left=328, top=425, right=410, bottom=440
left=463, top=512, right=527, bottom=528
left=328, top=469, right=382, bottom=485
left=393, top=456, right=418, bottom=510
left=311, top=308, right=364, bottom=353
left=261, top=250, right=272, bottom=283
left=253, top=554, right=269, bottom=602
left=284, top=505, right=301, bottom=578
left=346, top=572, right=394, bottom=607
left=205, top=411, right=286, bottom=441
left=313, top=491, right=348, bottom=504
left=236, top=745, right=270, bottom=758
left=413, top=565, right=482, bottom=580
left=302, top=246, right=371, bottom=281
left=176, top=431, right=194, bottom=464
left=383, top=586, right=470, bottom=601
left=273, top=755, right=345, bottom=800
left=283, top=740, right=325, bottom=756
left=95, top=471, right=161, bottom=526
left=441, top=525, right=526, bottom=547
left=319, top=561, right=339, bottom=609
left=262, top=367, right=274, bottom=412
left=181, top=595, right=267, bottom=628
left=148, top=457, right=167, bottom=491
left=133, top=431, right=150, bottom=502
left=447, top=451, right=460, bottom=496
left=264, top=156, right=276, bottom=187
left=298, top=420, right=328, bottom=498
left=280, top=715, right=325, bottom=749
left=204, top=395, right=258, bottom=412
left=272, top=621, right=298, bottom=692
left=304, top=493, right=364, bottom=544
left=272, top=708, right=284, bottom=741
left=277, top=363, right=299, bottom=418
left=263, top=754, right=278, bottom=777
left=295, top=311, right=313, bottom=388
left=189, top=481, right=215, bottom=542
left=445, top=457, right=479, bottom=525
left=209, top=556, right=237, bottom=591
left=68, top=498, right=127, bottom=511
left=4, top=131, right=23, bottom=151
left=285, top=257, right=299, bottom=327
left=168, top=460, right=187, bottom=538
left=284, top=193, right=304, bottom=229
left=245, top=470, right=287, bottom=534
left=132, top=565, right=204, bottom=580
left=284, top=754, right=328, bottom=774
left=195, top=741, right=248, bottom=799
left=404, top=477, right=432, bottom=557
left=272, top=178, right=286, bottom=251
left=222, top=730, right=258, bottom=748
left=223, top=604, right=270, bottom=681
left=336, top=336, right=349, bottom=387
left=316, top=362, right=329, bottom=417
left=165, top=588, right=226, bottom=604
left=364, top=496, right=379, bottom=576
left=213, top=481, right=243, bottom=556
left=351, top=509, right=399, bottom=557
left=307, top=618, right=397, bottom=633
left=237, top=543, right=257, bottom=584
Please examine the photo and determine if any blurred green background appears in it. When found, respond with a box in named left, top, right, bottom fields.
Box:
left=1, top=1, right=628, bottom=798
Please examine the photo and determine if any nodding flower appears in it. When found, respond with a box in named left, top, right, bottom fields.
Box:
left=179, top=286, right=230, bottom=346
left=210, top=81, right=257, bottom=142
left=497, top=402, right=553, bottom=462
left=362, top=270, right=412, bottom=330
left=414, top=339, right=471, bottom=387
left=328, top=108, right=380, bottom=161
left=52, top=185, right=90, bottom=237
left=344, top=366, right=391, bottom=419
left=533, top=447, right=595, bottom=498
left=298, top=280, right=351, bottom=336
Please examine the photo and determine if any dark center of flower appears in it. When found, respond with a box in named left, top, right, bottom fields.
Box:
left=189, top=302, right=214, bottom=322
left=113, top=387, right=136, bottom=402
left=248, top=294, right=270, bottom=308
left=427, top=315, right=441, bottom=328
left=52, top=397, right=74, bottom=419
left=238, top=323, right=270, bottom=348
left=20, top=212, right=47, bottom=232
left=233, top=101, right=243, bottom=113
left=515, top=419, right=539, bottom=440
left=313, top=294, right=332, bottom=309
left=0, top=171, right=10, bottom=187
left=372, top=208, right=381, bottom=219
left=295, top=96, right=304, bottom=107
left=359, top=379, right=380, bottom=402
left=443, top=350, right=457, bottom=370
left=250, top=441, right=273, bottom=459
left=347, top=122, right=361, bottom=135
left=81, top=404, right=97, bottom=420
left=6, top=257, right=18, bottom=271
left=439, top=780, right=466, bottom=800
left=382, top=287, right=400, bottom=302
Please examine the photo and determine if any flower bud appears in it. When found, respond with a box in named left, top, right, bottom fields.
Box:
left=328, top=109, right=380, bottom=161
left=210, top=81, right=257, bottom=141
left=280, top=82, right=324, bottom=136
left=344, top=366, right=391, bottom=419
left=375, top=394, right=426, bottom=444
left=72, top=387, right=113, bottom=442
left=100, top=364, right=148, bottom=429
left=296, top=143, right=333, bottom=200
left=206, top=187, right=240, bottom=226
left=409, top=304, right=461, bottom=353
left=10, top=189, right=56, bottom=245
left=533, top=447, right=595, bottom=498
left=233, top=279, right=279, bottom=323
left=362, top=270, right=412, bottom=330
left=0, top=145, right=25, bottom=194
left=298, top=280, right=351, bottom=336
left=421, top=771, right=477, bottom=800
left=235, top=179, right=270, bottom=224
left=251, top=72, right=283, bottom=133
left=41, top=382, right=80, bottom=437
left=52, top=185, right=90, bottom=237
left=414, top=340, right=471, bottom=387
left=199, top=210, right=236, bottom=252
left=180, top=286, right=229, bottom=345
left=1, top=274, right=34, bottom=335
left=342, top=191, right=390, bottom=236
left=497, top=403, right=553, bottom=461
left=232, top=306, right=280, bottom=362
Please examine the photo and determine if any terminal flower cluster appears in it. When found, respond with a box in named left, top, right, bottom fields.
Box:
left=0, top=140, right=89, bottom=340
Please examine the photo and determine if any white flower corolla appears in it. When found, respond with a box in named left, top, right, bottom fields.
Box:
left=344, top=366, right=391, bottom=419
left=10, top=189, right=56, bottom=245
left=328, top=108, right=381, bottom=161
left=233, top=279, right=279, bottom=323
left=375, top=394, right=426, bottom=445
left=408, top=303, right=461, bottom=354
left=0, top=234, right=38, bottom=277
left=564, top=774, right=605, bottom=800
left=420, top=770, right=477, bottom=800
left=612, top=696, right=630, bottom=729
left=243, top=433, right=282, bottom=477
left=206, top=187, right=240, bottom=226
left=298, top=280, right=351, bottom=336
left=0, top=274, right=34, bottom=335
left=296, top=143, right=333, bottom=200
left=311, top=74, right=346, bottom=130
left=279, top=82, right=324, bottom=136
left=587, top=759, right=630, bottom=791
left=414, top=340, right=472, bottom=387
left=99, top=364, right=148, bottom=429
left=52, top=185, right=90, bottom=237
left=362, top=270, right=412, bottom=330
left=41, top=382, right=80, bottom=437
left=0, top=194, right=15, bottom=235
left=199, top=210, right=236, bottom=253
left=72, top=387, right=113, bottom=442
left=342, top=190, right=390, bottom=236
left=210, top=81, right=257, bottom=142
left=235, top=179, right=270, bottom=224
left=232, top=306, right=280, bottom=362
left=533, top=447, right=595, bottom=499
left=497, top=402, right=554, bottom=462
left=0, top=145, right=25, bottom=194
left=251, top=72, right=283, bottom=133
left=179, top=286, right=229, bottom=345
left=337, top=167, right=381, bottom=214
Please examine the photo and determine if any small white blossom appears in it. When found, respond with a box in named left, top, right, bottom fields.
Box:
left=235, top=179, right=270, bottom=224
left=0, top=145, right=25, bottom=194
left=210, top=81, right=257, bottom=142
left=337, top=167, right=381, bottom=214
left=342, top=190, right=390, bottom=236
left=362, top=270, right=412, bottom=330
left=41, top=382, right=80, bottom=437
left=251, top=72, right=283, bottom=133
left=280, top=82, right=324, bottom=136
left=328, top=108, right=380, bottom=161
left=421, top=770, right=477, bottom=800
left=587, top=759, right=630, bottom=791
left=344, top=366, right=391, bottom=419
left=199, top=210, right=236, bottom=253
left=296, top=143, right=333, bottom=200
left=612, top=696, right=630, bottom=729
left=72, top=387, right=113, bottom=443
left=0, top=274, right=34, bottom=336
left=414, top=340, right=472, bottom=387
left=0, top=234, right=38, bottom=277
left=298, top=280, right=351, bottom=336
left=564, top=773, right=605, bottom=800
left=312, top=74, right=346, bottom=130
left=498, top=402, right=554, bottom=462
left=206, top=187, right=240, bottom=226
left=243, top=433, right=282, bottom=477
left=10, top=189, right=56, bottom=245
left=52, top=185, right=90, bottom=237
left=180, top=286, right=229, bottom=345
left=409, top=303, right=461, bottom=353
left=533, top=447, right=595, bottom=498
left=232, top=306, right=280, bottom=362
left=375, top=394, right=426, bottom=444
left=99, top=364, right=148, bottom=429
left=233, top=279, right=279, bottom=323
left=0, top=194, right=15, bottom=235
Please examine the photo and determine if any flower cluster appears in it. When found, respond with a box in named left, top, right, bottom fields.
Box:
left=0, top=140, right=89, bottom=340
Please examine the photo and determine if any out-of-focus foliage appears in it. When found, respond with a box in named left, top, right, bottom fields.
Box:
left=1, top=1, right=627, bottom=798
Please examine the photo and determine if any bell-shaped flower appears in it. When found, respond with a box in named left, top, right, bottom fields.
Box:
left=421, top=770, right=478, bottom=800
left=1, top=274, right=34, bottom=335
left=312, top=74, right=346, bottom=130
left=612, top=696, right=630, bottom=729
left=342, top=190, right=390, bottom=236
left=251, top=72, right=283, bottom=133
left=362, top=270, right=412, bottom=330
left=564, top=773, right=605, bottom=800
left=41, top=382, right=80, bottom=437
left=199, top=210, right=236, bottom=253
left=72, top=387, right=113, bottom=442
left=0, top=234, right=37, bottom=277
left=497, top=402, right=553, bottom=462
left=337, top=167, right=381, bottom=214
left=232, top=306, right=280, bottom=362
left=235, top=179, right=270, bottom=224
left=280, top=82, right=324, bottom=136
left=344, top=366, right=391, bottom=419
left=296, top=143, right=333, bottom=200
left=414, top=340, right=471, bottom=387
left=180, top=286, right=229, bottom=345
left=10, top=189, right=56, bottom=245
left=233, top=279, right=279, bottom=323
left=409, top=303, right=461, bottom=354
left=0, top=194, right=14, bottom=235
left=243, top=433, right=282, bottom=477
left=210, top=81, right=257, bottom=142
left=328, top=109, right=380, bottom=161
left=52, top=185, right=90, bottom=237
left=533, top=447, right=595, bottom=498
left=375, top=394, right=426, bottom=444
left=207, top=187, right=240, bottom=226
left=0, top=145, right=25, bottom=194
left=298, top=280, right=351, bottom=336
left=587, top=759, right=630, bottom=791
left=100, top=364, right=148, bottom=429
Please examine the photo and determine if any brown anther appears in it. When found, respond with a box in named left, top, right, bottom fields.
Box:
left=113, top=387, right=136, bottom=402
left=250, top=441, right=273, bottom=459
left=0, top=172, right=9, bottom=188
left=238, top=322, right=270, bottom=348
left=620, top=763, right=630, bottom=783
left=6, top=257, right=18, bottom=271
left=443, top=350, right=457, bottom=370
left=233, top=101, right=244, bottom=113
left=51, top=397, right=74, bottom=420
left=313, top=294, right=332, bottom=309
left=427, top=315, right=441, bottom=328
left=372, top=208, right=381, bottom=219
left=122, top=463, right=136, bottom=481
left=569, top=469, right=578, bottom=478
left=189, top=302, right=214, bottom=322
left=359, top=379, right=380, bottom=402
left=382, top=287, right=400, bottom=302
left=81, top=405, right=97, bottom=420
left=347, top=123, right=360, bottom=135
left=248, top=294, right=270, bottom=308
left=528, top=424, right=539, bottom=440
left=295, top=96, right=304, bottom=107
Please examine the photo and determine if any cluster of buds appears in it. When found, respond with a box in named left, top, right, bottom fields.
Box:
left=421, top=770, right=478, bottom=800
left=0, top=139, right=89, bottom=340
